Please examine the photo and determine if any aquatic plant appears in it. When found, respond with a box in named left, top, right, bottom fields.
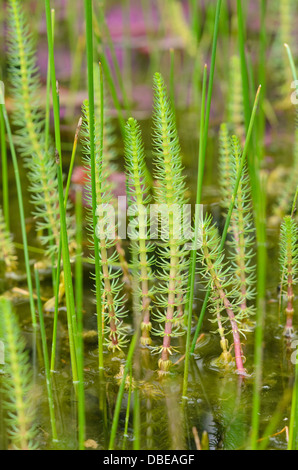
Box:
left=0, top=297, right=38, bottom=450
left=150, top=72, right=189, bottom=374
left=197, top=215, right=246, bottom=374
left=219, top=129, right=256, bottom=324
left=279, top=215, right=298, bottom=336
left=6, top=0, right=73, bottom=257
left=2, top=0, right=298, bottom=452
left=124, top=117, right=154, bottom=346
left=81, top=100, right=128, bottom=352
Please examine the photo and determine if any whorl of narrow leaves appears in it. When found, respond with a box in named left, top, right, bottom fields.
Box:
left=219, top=128, right=256, bottom=322
left=0, top=297, right=38, bottom=449
left=151, top=73, right=189, bottom=372
left=280, top=216, right=298, bottom=284
left=6, top=0, right=73, bottom=256
left=218, top=123, right=232, bottom=209
left=81, top=100, right=127, bottom=352
left=152, top=72, right=187, bottom=205
left=228, top=136, right=256, bottom=319
left=197, top=215, right=237, bottom=324
left=124, top=117, right=154, bottom=346
left=196, top=215, right=246, bottom=374
left=0, top=207, right=17, bottom=272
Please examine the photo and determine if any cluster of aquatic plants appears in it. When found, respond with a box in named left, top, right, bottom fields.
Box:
left=0, top=0, right=298, bottom=452
left=7, top=0, right=74, bottom=258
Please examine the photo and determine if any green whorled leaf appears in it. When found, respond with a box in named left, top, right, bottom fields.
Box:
left=6, top=0, right=74, bottom=257
left=0, top=297, right=38, bottom=450
left=150, top=72, right=190, bottom=361
left=81, top=100, right=128, bottom=352
left=124, top=117, right=155, bottom=345
left=279, top=215, right=298, bottom=288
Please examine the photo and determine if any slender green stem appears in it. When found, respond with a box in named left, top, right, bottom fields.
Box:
left=237, top=0, right=251, bottom=133
left=45, top=0, right=78, bottom=384
left=288, top=367, right=298, bottom=449
left=285, top=44, right=298, bottom=218
left=284, top=46, right=298, bottom=447
left=0, top=98, right=36, bottom=327
left=98, top=51, right=126, bottom=133
left=191, top=86, right=262, bottom=353
left=284, top=43, right=298, bottom=83
left=50, top=117, right=82, bottom=373
left=109, top=331, right=138, bottom=450
left=236, top=1, right=267, bottom=446
left=34, top=267, right=58, bottom=443
left=182, top=64, right=207, bottom=399
left=122, top=366, right=133, bottom=450
left=65, top=117, right=83, bottom=200
left=123, top=0, right=132, bottom=104
left=84, top=0, right=104, bottom=372
left=50, top=254, right=61, bottom=373
left=257, top=0, right=267, bottom=161
left=45, top=8, right=55, bottom=153
left=75, top=188, right=85, bottom=450
left=96, top=2, right=131, bottom=112
left=197, top=0, right=222, bottom=200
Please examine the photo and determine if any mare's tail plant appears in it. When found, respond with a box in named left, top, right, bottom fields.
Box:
left=197, top=215, right=246, bottom=375
left=7, top=0, right=73, bottom=257
left=219, top=127, right=256, bottom=326
left=0, top=207, right=17, bottom=273
left=81, top=100, right=128, bottom=353
left=151, top=72, right=189, bottom=374
left=0, top=297, right=38, bottom=449
left=124, top=117, right=154, bottom=346
left=279, top=215, right=298, bottom=336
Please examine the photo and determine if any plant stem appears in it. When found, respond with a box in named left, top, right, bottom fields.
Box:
left=96, top=2, right=131, bottom=112
left=84, top=0, right=105, bottom=372
left=109, top=331, right=138, bottom=450
left=257, top=0, right=267, bottom=161
left=0, top=98, right=36, bottom=327
left=122, top=366, right=133, bottom=450
left=45, top=0, right=78, bottom=384
left=50, top=118, right=81, bottom=372
left=45, top=8, right=55, bottom=153
left=191, top=85, right=261, bottom=353
left=75, top=188, right=85, bottom=450
left=197, top=0, right=222, bottom=200
left=34, top=267, right=58, bottom=443
left=182, top=64, right=207, bottom=399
